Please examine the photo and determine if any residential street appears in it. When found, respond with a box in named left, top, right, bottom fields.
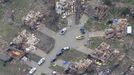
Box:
left=25, top=15, right=104, bottom=75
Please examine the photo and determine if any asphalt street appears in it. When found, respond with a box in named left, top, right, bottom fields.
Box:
left=25, top=14, right=104, bottom=75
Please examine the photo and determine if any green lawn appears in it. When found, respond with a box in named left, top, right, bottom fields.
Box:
left=84, top=18, right=108, bottom=31
left=49, top=65, right=64, bottom=73
left=0, top=0, right=35, bottom=42
left=121, top=0, right=134, bottom=4
left=108, top=7, right=121, bottom=18
left=58, top=49, right=87, bottom=62
left=8, top=0, right=32, bottom=23
left=86, top=37, right=124, bottom=50
left=0, top=60, right=30, bottom=75
left=86, top=37, right=104, bottom=49
left=104, top=39, right=124, bottom=50
left=27, top=53, right=42, bottom=62
left=0, top=6, right=4, bottom=19
left=0, top=21, right=20, bottom=42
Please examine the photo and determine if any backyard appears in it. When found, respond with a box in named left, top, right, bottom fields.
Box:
left=58, top=49, right=87, bottom=62
left=26, top=53, right=42, bottom=62
left=84, top=18, right=108, bottom=31
left=49, top=65, right=64, bottom=73
left=86, top=37, right=124, bottom=50
left=0, top=60, right=30, bottom=75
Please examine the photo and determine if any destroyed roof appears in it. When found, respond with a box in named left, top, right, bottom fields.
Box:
left=12, top=30, right=39, bottom=52
left=7, top=49, right=25, bottom=59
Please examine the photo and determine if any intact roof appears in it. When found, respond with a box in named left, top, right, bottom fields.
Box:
left=127, top=26, right=132, bottom=34
left=84, top=5, right=96, bottom=17
left=0, top=53, right=11, bottom=61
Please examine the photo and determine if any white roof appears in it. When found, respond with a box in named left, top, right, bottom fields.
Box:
left=127, top=26, right=132, bottom=34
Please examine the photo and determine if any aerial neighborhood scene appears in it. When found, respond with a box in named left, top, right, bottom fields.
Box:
left=0, top=0, right=134, bottom=75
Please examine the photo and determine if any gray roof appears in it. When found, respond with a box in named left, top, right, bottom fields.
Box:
left=0, top=53, right=11, bottom=61
left=84, top=5, right=96, bottom=17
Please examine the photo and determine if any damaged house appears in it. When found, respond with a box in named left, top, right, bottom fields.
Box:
left=22, top=10, right=44, bottom=30
left=105, top=19, right=128, bottom=39
left=8, top=30, right=39, bottom=59
left=56, top=0, right=76, bottom=18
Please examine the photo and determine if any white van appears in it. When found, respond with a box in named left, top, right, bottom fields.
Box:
left=28, top=67, right=36, bottom=75
left=127, top=26, right=132, bottom=34
left=37, top=58, right=45, bottom=66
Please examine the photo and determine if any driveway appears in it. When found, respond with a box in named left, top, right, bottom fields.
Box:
left=25, top=14, right=104, bottom=75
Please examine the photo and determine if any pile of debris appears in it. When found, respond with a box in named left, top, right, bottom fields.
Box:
left=91, top=42, right=124, bottom=63
left=7, top=49, right=25, bottom=60
left=7, top=30, right=39, bottom=59
left=11, top=30, right=39, bottom=52
left=74, top=59, right=92, bottom=73
left=65, top=59, right=93, bottom=74
left=22, top=10, right=44, bottom=30
left=92, top=42, right=112, bottom=63
left=55, top=0, right=76, bottom=18
left=84, top=4, right=109, bottom=20
left=105, top=19, right=128, bottom=39
left=94, top=5, right=109, bottom=20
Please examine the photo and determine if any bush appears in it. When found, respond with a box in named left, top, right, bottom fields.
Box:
left=102, top=0, right=112, bottom=6
left=120, top=7, right=130, bottom=16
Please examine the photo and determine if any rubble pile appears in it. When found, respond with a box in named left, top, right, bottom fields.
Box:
left=7, top=49, right=25, bottom=59
left=105, top=19, right=128, bottom=39
left=12, top=30, right=39, bottom=52
left=94, top=5, right=109, bottom=20
left=66, top=59, right=93, bottom=74
left=22, top=10, right=44, bottom=30
left=56, top=0, right=76, bottom=18
left=92, top=42, right=125, bottom=63
left=92, top=42, right=112, bottom=63
left=75, top=59, right=92, bottom=73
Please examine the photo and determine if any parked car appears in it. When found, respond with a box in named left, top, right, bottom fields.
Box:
left=37, top=58, right=45, bottom=66
left=50, top=56, right=57, bottom=63
left=61, top=46, right=70, bottom=51
left=56, top=50, right=63, bottom=56
left=76, top=35, right=84, bottom=40
left=28, top=67, right=36, bottom=75
left=60, top=27, right=67, bottom=35
left=80, top=27, right=85, bottom=34
left=52, top=71, right=57, bottom=75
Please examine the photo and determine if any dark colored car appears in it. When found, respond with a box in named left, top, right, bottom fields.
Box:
left=56, top=50, right=63, bottom=56
left=50, top=56, right=57, bottom=63
left=80, top=28, right=85, bottom=34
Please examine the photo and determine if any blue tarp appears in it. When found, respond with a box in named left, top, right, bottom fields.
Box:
left=63, top=61, right=70, bottom=65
